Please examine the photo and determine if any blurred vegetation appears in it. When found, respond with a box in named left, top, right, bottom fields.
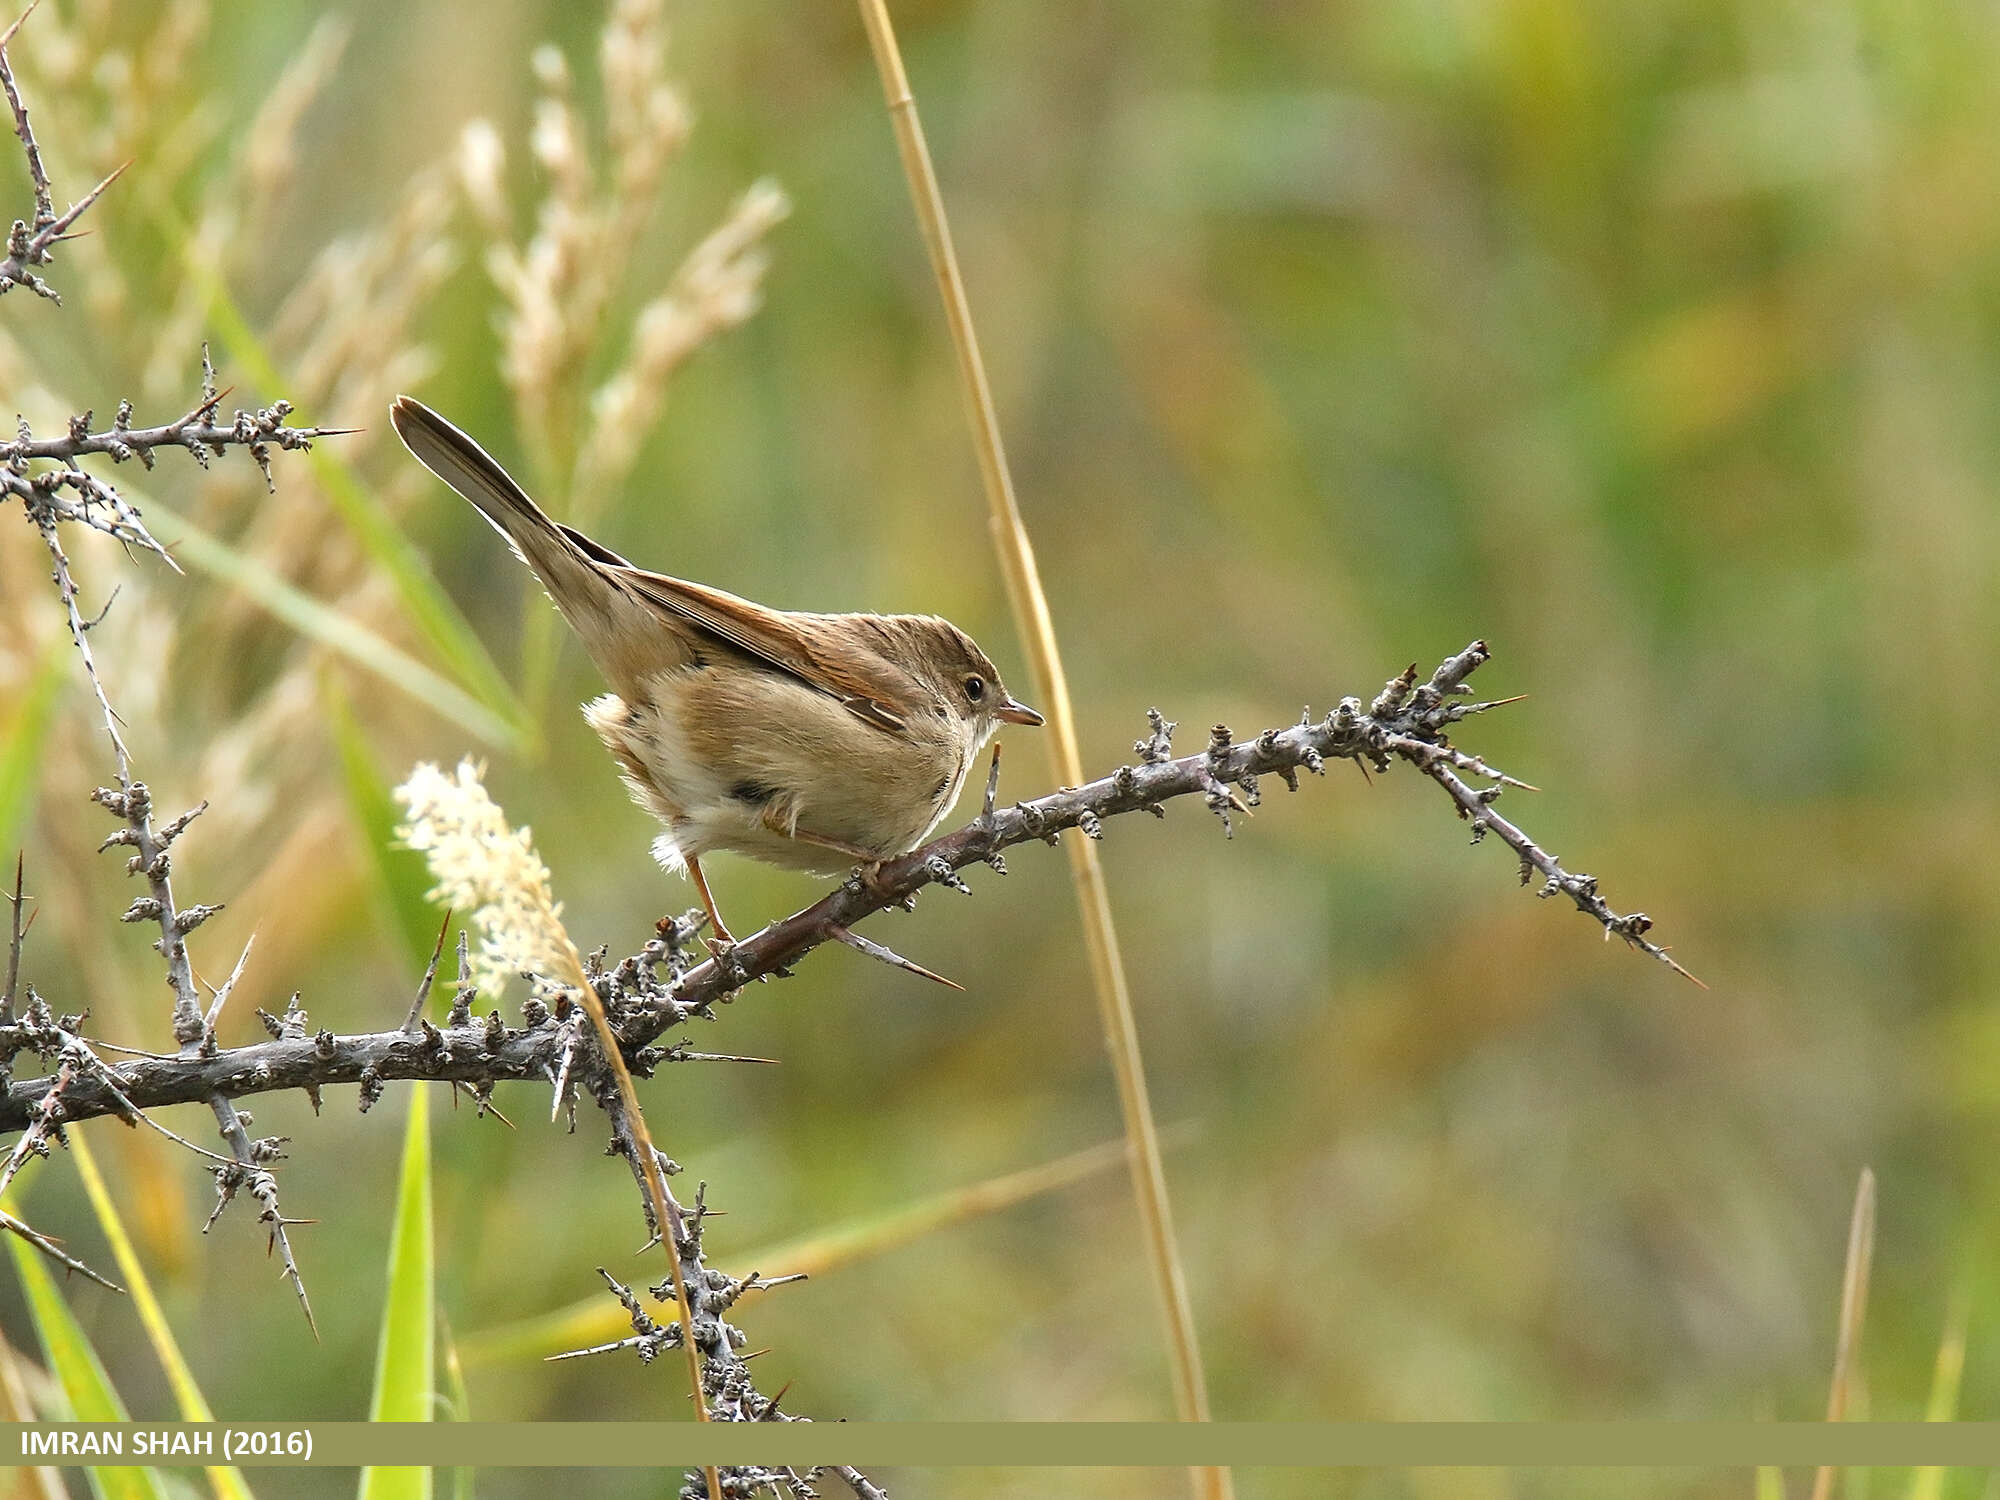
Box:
left=1, top=0, right=1997, bottom=1497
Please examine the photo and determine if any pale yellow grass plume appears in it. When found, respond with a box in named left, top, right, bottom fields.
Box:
left=457, top=118, right=509, bottom=238
left=394, top=759, right=573, bottom=997
left=267, top=161, right=458, bottom=441
left=574, top=179, right=790, bottom=499
left=467, top=0, right=783, bottom=523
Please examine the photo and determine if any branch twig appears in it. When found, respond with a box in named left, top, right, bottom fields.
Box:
left=3, top=369, right=345, bottom=570
left=10, top=360, right=337, bottom=1328
left=0, top=3, right=126, bottom=302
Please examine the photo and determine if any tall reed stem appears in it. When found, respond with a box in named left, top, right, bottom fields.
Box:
left=854, top=6, right=1228, bottom=1496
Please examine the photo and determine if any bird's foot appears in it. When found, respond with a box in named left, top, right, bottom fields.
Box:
left=848, top=858, right=891, bottom=897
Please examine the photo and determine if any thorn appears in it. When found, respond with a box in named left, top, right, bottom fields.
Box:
left=48, top=159, right=127, bottom=235
left=454, top=1081, right=515, bottom=1127
left=924, top=854, right=971, bottom=894
left=1660, top=949, right=1708, bottom=990
left=981, top=743, right=1002, bottom=821
left=549, top=1033, right=578, bottom=1124
left=3, top=850, right=24, bottom=1023
left=78, top=583, right=119, bottom=631
left=827, top=924, right=964, bottom=991
left=676, top=1051, right=780, bottom=1066
left=200, top=932, right=256, bottom=1048
left=1, top=2, right=46, bottom=55
left=403, top=909, right=452, bottom=1032
left=156, top=800, right=208, bottom=846
left=0, top=1208, right=122, bottom=1293
left=296, top=1282, right=320, bottom=1343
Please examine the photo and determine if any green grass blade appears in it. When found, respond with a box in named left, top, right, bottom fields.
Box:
left=1907, top=1293, right=1969, bottom=1500
left=325, top=672, right=448, bottom=971
left=359, top=1086, right=434, bottom=1500
left=136, top=186, right=531, bottom=749
left=0, top=639, right=66, bottom=860
left=438, top=1310, right=474, bottom=1500
left=460, top=1132, right=1147, bottom=1365
left=290, top=430, right=532, bottom=751
left=6, top=1213, right=170, bottom=1500
left=139, top=501, right=521, bottom=750
left=67, top=1130, right=256, bottom=1500
left=1758, top=1468, right=1789, bottom=1500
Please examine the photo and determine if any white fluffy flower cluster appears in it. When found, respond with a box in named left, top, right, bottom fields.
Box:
left=393, top=758, right=575, bottom=998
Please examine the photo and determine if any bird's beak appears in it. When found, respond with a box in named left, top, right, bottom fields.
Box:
left=997, top=697, right=1045, bottom=727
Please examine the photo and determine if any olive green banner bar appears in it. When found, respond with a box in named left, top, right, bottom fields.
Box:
left=1, top=1423, right=1997, bottom=1468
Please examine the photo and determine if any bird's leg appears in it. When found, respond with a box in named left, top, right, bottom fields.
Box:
left=685, top=855, right=736, bottom=953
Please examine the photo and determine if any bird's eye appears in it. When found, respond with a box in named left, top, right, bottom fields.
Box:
left=963, top=675, right=986, bottom=703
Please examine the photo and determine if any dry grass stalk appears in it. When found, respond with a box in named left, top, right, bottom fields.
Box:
left=0, top=1323, right=65, bottom=1500
left=1809, top=1165, right=1876, bottom=1500
left=852, top=4, right=1227, bottom=1495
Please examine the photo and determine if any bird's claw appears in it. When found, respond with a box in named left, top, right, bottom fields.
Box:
left=848, top=859, right=891, bottom=897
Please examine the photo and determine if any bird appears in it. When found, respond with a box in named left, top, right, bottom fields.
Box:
left=389, top=396, right=1043, bottom=948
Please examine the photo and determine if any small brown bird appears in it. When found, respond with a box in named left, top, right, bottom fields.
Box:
left=390, top=397, right=1042, bottom=945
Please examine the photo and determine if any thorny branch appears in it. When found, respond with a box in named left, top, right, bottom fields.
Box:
left=3, top=356, right=336, bottom=1319
left=0, top=2, right=125, bottom=302
left=0, top=0, right=350, bottom=1306
left=0, top=640, right=1688, bottom=1138
left=2, top=349, right=345, bottom=572
left=1, top=233, right=333, bottom=1319
left=527, top=642, right=1684, bottom=1497
left=16, top=523, right=325, bottom=1320
left=549, top=1160, right=847, bottom=1500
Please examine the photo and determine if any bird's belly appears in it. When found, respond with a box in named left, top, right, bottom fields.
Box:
left=586, top=670, right=968, bottom=876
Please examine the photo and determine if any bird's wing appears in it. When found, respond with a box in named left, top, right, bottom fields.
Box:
left=616, top=568, right=916, bottom=733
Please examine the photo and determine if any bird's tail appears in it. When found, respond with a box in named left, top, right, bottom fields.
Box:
left=391, top=396, right=647, bottom=685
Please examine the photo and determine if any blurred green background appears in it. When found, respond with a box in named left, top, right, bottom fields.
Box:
left=0, top=0, right=1995, bottom=1496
